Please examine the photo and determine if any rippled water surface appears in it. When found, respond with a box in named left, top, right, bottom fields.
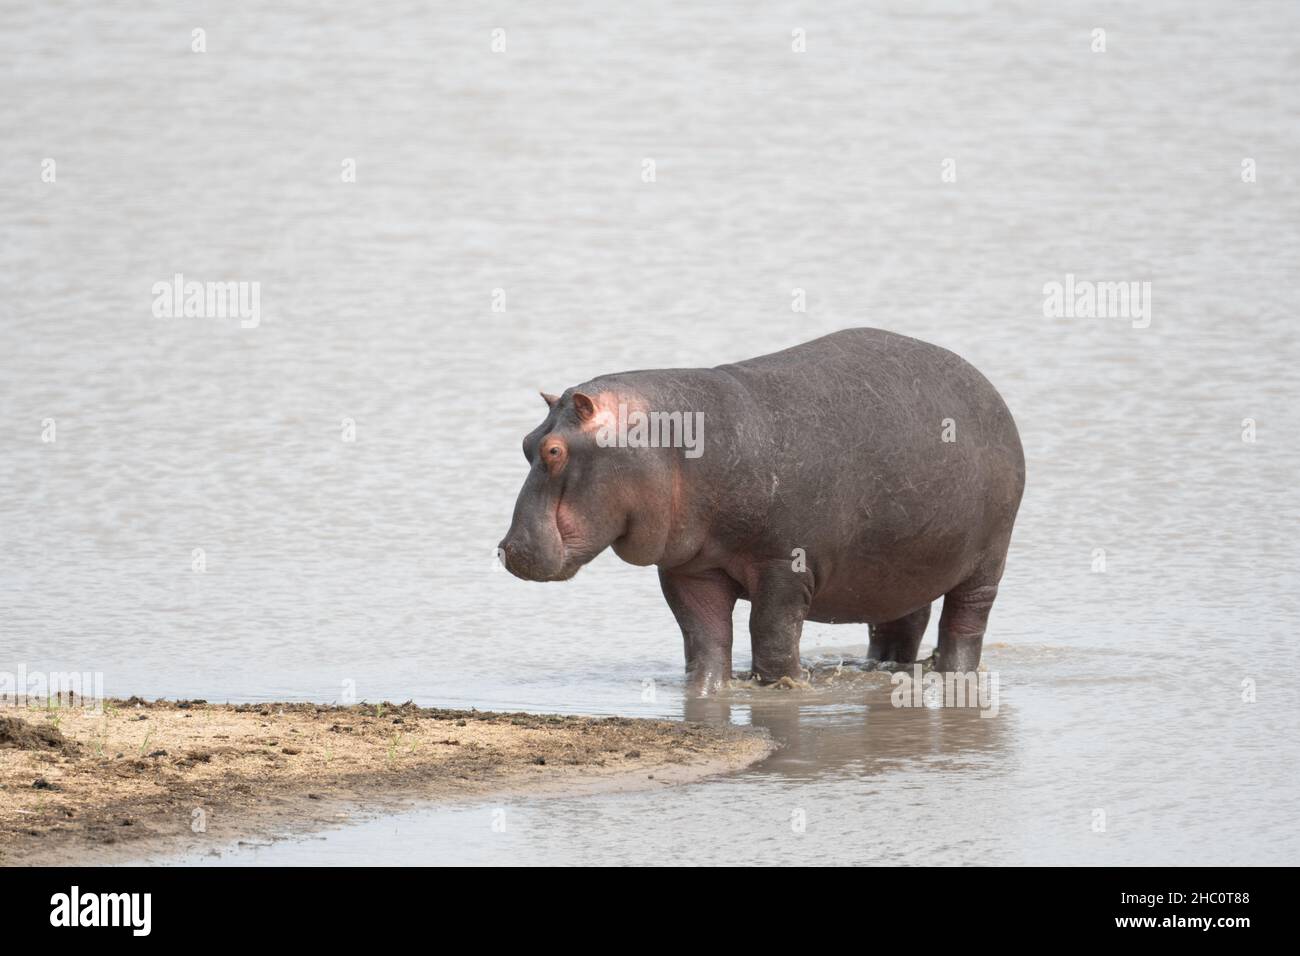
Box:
left=2, top=1, right=1298, bottom=864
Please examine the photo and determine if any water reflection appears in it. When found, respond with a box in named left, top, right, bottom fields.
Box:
left=684, top=669, right=1010, bottom=781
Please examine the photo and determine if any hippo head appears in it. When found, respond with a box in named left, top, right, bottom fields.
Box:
left=498, top=389, right=673, bottom=582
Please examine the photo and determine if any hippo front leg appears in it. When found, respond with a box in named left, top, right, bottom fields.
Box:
left=659, top=568, right=741, bottom=695
left=748, top=563, right=812, bottom=684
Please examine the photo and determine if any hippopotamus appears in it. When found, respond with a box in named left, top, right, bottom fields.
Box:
left=499, top=328, right=1025, bottom=694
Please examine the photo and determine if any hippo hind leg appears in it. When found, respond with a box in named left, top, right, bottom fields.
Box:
left=933, top=573, right=1002, bottom=673
left=866, top=604, right=931, bottom=669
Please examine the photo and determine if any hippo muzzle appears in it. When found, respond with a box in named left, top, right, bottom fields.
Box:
left=497, top=522, right=568, bottom=581
left=498, top=480, right=574, bottom=582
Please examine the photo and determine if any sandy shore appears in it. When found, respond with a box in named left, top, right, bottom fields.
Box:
left=0, top=699, right=771, bottom=865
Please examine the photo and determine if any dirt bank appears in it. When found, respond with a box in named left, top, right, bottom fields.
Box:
left=0, top=699, right=771, bottom=865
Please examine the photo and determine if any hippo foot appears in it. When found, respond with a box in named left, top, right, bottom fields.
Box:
left=922, top=651, right=986, bottom=675
left=684, top=675, right=731, bottom=697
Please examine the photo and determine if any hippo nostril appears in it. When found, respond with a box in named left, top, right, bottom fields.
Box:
left=500, top=540, right=529, bottom=575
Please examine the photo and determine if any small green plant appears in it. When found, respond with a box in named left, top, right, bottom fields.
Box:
left=139, top=730, right=153, bottom=756
left=375, top=702, right=385, bottom=719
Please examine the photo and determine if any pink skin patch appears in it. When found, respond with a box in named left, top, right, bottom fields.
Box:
left=575, top=391, right=648, bottom=435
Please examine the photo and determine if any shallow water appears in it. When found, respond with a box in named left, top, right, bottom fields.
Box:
left=2, top=1, right=1298, bottom=865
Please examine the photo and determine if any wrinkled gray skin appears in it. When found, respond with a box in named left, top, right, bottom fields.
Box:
left=499, top=328, right=1025, bottom=695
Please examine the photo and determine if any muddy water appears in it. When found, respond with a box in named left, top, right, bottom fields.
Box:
left=154, top=644, right=1294, bottom=866
left=2, top=1, right=1298, bottom=865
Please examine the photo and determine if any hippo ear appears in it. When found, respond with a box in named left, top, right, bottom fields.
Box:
left=572, top=392, right=597, bottom=422
left=540, top=391, right=560, bottom=408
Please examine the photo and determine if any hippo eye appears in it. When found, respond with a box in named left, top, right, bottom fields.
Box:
left=541, top=436, right=568, bottom=472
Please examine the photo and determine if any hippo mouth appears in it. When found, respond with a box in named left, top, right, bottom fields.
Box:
left=502, top=551, right=573, bottom=583
left=499, top=507, right=588, bottom=582
left=537, top=502, right=626, bottom=581
left=501, top=478, right=625, bottom=582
